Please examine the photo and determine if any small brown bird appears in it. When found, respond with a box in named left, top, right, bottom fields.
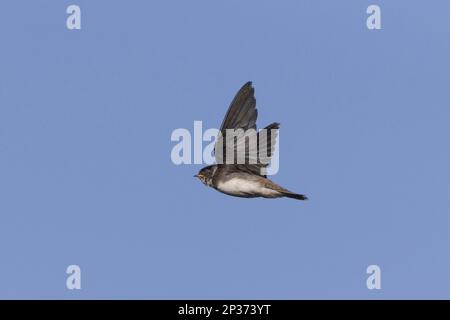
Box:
left=195, top=82, right=308, bottom=201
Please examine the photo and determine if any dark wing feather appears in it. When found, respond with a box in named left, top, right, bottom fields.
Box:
left=214, top=82, right=278, bottom=176
left=214, top=82, right=257, bottom=165
left=219, top=81, right=257, bottom=132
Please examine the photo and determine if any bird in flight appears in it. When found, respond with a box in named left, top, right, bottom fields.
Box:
left=195, top=82, right=308, bottom=201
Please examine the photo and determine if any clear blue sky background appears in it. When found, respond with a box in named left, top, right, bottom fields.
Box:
left=1, top=1, right=449, bottom=299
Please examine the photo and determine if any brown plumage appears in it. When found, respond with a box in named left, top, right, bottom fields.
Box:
left=195, top=82, right=308, bottom=201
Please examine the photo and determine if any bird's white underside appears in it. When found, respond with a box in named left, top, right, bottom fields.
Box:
left=216, top=177, right=280, bottom=198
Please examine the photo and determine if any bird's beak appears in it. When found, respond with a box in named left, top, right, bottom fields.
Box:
left=193, top=174, right=198, bottom=178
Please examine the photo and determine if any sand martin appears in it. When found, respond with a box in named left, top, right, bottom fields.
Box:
left=195, top=82, right=307, bottom=201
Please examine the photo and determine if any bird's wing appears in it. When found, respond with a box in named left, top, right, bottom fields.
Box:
left=218, top=81, right=258, bottom=133
left=214, top=82, right=279, bottom=176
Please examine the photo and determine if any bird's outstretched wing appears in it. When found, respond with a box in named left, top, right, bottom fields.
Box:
left=214, top=82, right=278, bottom=176
left=218, top=81, right=258, bottom=133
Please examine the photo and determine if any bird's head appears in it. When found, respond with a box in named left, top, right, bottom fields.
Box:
left=194, top=165, right=216, bottom=187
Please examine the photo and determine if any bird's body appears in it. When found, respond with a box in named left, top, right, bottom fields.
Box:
left=195, top=82, right=308, bottom=201
left=216, top=172, right=278, bottom=198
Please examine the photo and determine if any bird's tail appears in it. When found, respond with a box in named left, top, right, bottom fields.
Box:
left=282, top=192, right=308, bottom=201
left=264, top=179, right=308, bottom=201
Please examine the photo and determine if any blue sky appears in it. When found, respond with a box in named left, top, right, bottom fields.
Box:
left=0, top=0, right=449, bottom=299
